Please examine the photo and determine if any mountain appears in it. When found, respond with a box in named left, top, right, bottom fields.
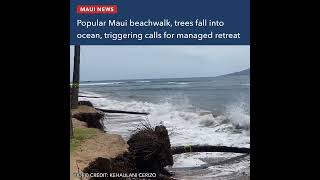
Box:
left=221, top=68, right=250, bottom=76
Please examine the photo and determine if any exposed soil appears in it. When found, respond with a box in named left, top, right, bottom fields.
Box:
left=70, top=107, right=128, bottom=180
left=71, top=105, right=105, bottom=130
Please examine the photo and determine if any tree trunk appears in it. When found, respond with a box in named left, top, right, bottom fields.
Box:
left=70, top=111, right=73, bottom=137
left=71, top=45, right=80, bottom=109
left=79, top=95, right=100, bottom=98
left=95, top=108, right=149, bottom=115
left=171, top=145, right=250, bottom=155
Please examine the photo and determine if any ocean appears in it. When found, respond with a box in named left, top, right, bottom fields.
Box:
left=78, top=75, right=250, bottom=179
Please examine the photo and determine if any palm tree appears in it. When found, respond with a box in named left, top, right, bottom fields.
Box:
left=70, top=45, right=80, bottom=137
left=71, top=45, right=80, bottom=109
left=70, top=111, right=73, bottom=137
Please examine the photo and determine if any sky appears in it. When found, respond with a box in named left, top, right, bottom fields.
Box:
left=70, top=45, right=250, bottom=81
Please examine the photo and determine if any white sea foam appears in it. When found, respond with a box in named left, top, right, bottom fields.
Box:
left=173, top=153, right=207, bottom=168
left=79, top=82, right=124, bottom=86
left=79, top=90, right=250, bottom=178
left=167, top=82, right=189, bottom=85
left=171, top=152, right=250, bottom=179
left=133, top=80, right=151, bottom=83
left=225, top=101, right=250, bottom=130
left=79, top=91, right=250, bottom=145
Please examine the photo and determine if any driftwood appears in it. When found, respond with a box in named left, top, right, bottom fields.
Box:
left=171, top=145, right=250, bottom=155
left=96, top=107, right=149, bottom=115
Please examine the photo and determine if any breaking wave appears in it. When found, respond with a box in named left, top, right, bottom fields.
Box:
left=79, top=90, right=250, bottom=178
left=133, top=80, right=151, bottom=83
left=167, top=82, right=189, bottom=85
left=79, top=91, right=250, bottom=146
left=79, top=82, right=124, bottom=86
left=225, top=101, right=250, bottom=130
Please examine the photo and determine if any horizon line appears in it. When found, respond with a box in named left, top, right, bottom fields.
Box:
left=75, top=68, right=249, bottom=82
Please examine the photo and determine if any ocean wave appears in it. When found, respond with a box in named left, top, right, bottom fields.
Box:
left=167, top=82, right=189, bottom=85
left=80, top=82, right=124, bottom=86
left=241, top=83, right=250, bottom=86
left=79, top=91, right=250, bottom=145
left=225, top=101, right=250, bottom=130
left=78, top=91, right=250, bottom=175
left=133, top=80, right=151, bottom=83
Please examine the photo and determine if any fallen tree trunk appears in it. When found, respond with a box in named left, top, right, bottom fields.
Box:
left=84, top=125, right=174, bottom=179
left=78, top=95, right=101, bottom=98
left=96, top=108, right=149, bottom=115
left=171, top=145, right=250, bottom=155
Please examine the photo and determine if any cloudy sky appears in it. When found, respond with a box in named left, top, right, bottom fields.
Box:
left=70, top=45, right=249, bottom=81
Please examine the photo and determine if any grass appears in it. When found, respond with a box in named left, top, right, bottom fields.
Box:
left=70, top=128, right=97, bottom=152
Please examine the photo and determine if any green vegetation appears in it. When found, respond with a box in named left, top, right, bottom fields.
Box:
left=70, top=128, right=97, bottom=152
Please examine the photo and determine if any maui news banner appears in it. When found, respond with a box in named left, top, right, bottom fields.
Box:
left=70, top=0, right=250, bottom=179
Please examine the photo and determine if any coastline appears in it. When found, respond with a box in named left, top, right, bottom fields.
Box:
left=70, top=105, right=128, bottom=180
left=70, top=101, right=250, bottom=180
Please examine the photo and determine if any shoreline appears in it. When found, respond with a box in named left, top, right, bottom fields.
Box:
left=70, top=105, right=128, bottom=180
left=70, top=102, right=250, bottom=179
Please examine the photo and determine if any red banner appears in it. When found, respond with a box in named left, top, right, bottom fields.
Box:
left=77, top=5, right=118, bottom=14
